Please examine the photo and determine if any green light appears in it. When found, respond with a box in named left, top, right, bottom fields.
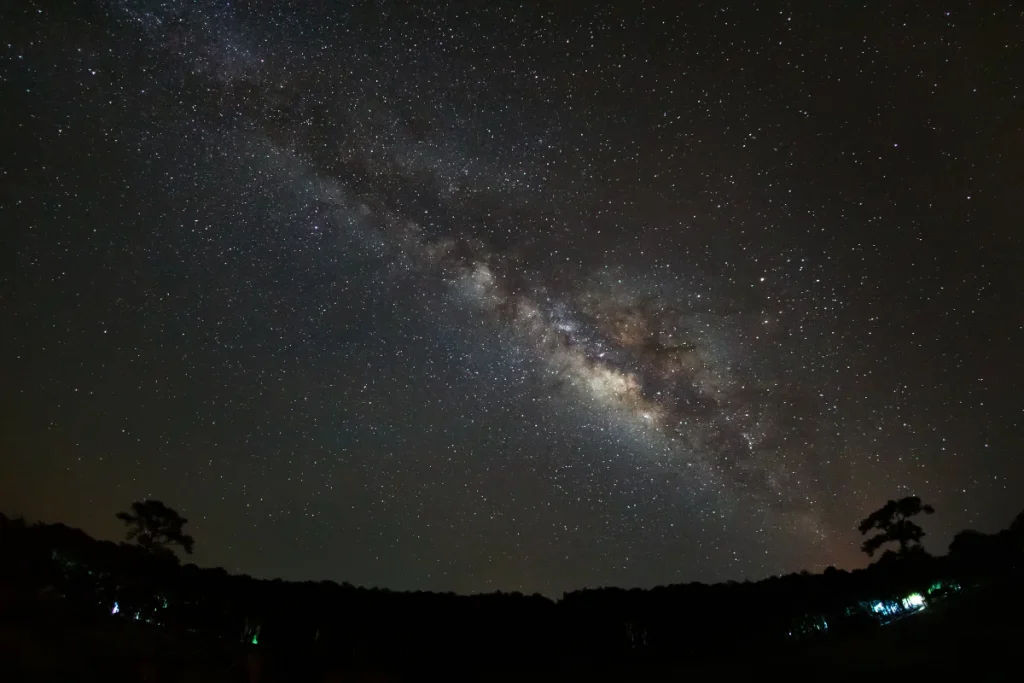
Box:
left=904, top=593, right=924, bottom=607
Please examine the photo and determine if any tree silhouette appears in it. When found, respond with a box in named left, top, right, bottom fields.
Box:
left=858, top=496, right=934, bottom=557
left=116, top=500, right=195, bottom=556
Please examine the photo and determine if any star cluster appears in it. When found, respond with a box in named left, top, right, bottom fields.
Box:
left=1, top=1, right=1021, bottom=595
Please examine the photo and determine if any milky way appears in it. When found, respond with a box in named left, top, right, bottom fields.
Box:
left=2, top=1, right=1021, bottom=595
left=252, top=116, right=823, bottom=530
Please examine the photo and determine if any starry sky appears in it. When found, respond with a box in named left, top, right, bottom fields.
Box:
left=1, top=1, right=1021, bottom=596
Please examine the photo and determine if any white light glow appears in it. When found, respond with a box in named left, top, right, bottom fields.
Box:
left=903, top=593, right=924, bottom=608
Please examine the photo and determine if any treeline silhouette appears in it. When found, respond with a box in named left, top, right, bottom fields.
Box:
left=1, top=503, right=1023, bottom=676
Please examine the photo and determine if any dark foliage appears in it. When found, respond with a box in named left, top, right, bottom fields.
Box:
left=116, top=500, right=195, bottom=557
left=2, top=502, right=1023, bottom=677
left=858, top=496, right=935, bottom=557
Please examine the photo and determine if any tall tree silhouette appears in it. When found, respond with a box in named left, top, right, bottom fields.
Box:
left=858, top=496, right=934, bottom=557
left=116, top=500, right=195, bottom=556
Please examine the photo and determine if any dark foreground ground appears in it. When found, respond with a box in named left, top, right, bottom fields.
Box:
left=1, top=587, right=1019, bottom=682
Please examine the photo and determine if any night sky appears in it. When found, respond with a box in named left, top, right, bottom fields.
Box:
left=1, top=1, right=1021, bottom=596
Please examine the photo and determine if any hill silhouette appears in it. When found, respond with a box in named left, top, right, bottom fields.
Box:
left=2, top=507, right=1023, bottom=679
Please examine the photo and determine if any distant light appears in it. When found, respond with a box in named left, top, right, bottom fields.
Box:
left=904, top=593, right=924, bottom=607
left=111, top=601, right=119, bottom=615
